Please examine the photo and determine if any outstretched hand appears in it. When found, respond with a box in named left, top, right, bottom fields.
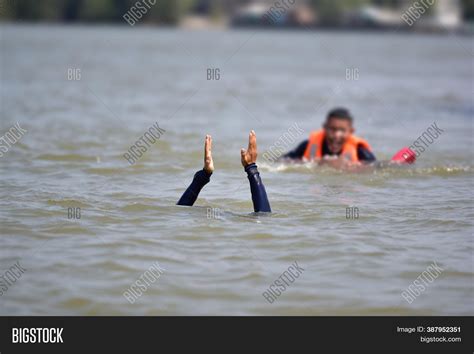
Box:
left=203, top=134, right=214, bottom=174
left=241, top=130, right=257, bottom=168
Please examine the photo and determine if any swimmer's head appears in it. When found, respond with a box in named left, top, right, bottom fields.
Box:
left=323, top=108, right=354, bottom=154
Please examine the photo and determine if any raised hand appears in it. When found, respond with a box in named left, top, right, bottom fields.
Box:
left=241, top=130, right=257, bottom=168
left=203, top=134, right=214, bottom=174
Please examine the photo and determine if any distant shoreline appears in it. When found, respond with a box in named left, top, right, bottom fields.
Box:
left=1, top=20, right=472, bottom=36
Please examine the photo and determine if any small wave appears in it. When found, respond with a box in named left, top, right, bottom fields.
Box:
left=259, top=162, right=473, bottom=177
left=119, top=202, right=163, bottom=212
left=41, top=225, right=92, bottom=235
left=38, top=153, right=94, bottom=162
left=58, top=297, right=93, bottom=310
left=47, top=199, right=91, bottom=208
left=85, top=167, right=127, bottom=175
left=409, top=165, right=473, bottom=176
left=259, top=161, right=319, bottom=173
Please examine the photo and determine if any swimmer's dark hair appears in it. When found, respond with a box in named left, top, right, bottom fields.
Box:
left=326, top=108, right=353, bottom=124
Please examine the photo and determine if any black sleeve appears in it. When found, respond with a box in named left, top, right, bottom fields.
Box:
left=357, top=146, right=376, bottom=163
left=245, top=163, right=271, bottom=213
left=177, top=169, right=211, bottom=206
left=281, top=140, right=308, bottom=159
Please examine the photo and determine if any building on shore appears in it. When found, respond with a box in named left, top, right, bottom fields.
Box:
left=231, top=0, right=316, bottom=28
left=345, top=0, right=462, bottom=31
left=228, top=0, right=463, bottom=32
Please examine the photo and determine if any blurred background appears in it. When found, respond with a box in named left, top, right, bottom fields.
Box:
left=0, top=0, right=473, bottom=33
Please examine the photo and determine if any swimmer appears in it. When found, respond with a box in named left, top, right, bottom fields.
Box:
left=281, top=107, right=376, bottom=169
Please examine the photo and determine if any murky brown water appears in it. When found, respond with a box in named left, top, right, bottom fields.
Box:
left=0, top=24, right=472, bottom=315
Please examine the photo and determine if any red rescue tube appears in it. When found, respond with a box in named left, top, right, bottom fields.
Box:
left=390, top=147, right=416, bottom=164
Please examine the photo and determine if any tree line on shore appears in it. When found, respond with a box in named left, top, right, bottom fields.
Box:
left=1, top=0, right=473, bottom=24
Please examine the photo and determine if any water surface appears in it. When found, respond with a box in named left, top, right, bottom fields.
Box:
left=0, top=24, right=473, bottom=315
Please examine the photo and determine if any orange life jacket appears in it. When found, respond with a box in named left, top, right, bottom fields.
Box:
left=302, top=130, right=372, bottom=163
